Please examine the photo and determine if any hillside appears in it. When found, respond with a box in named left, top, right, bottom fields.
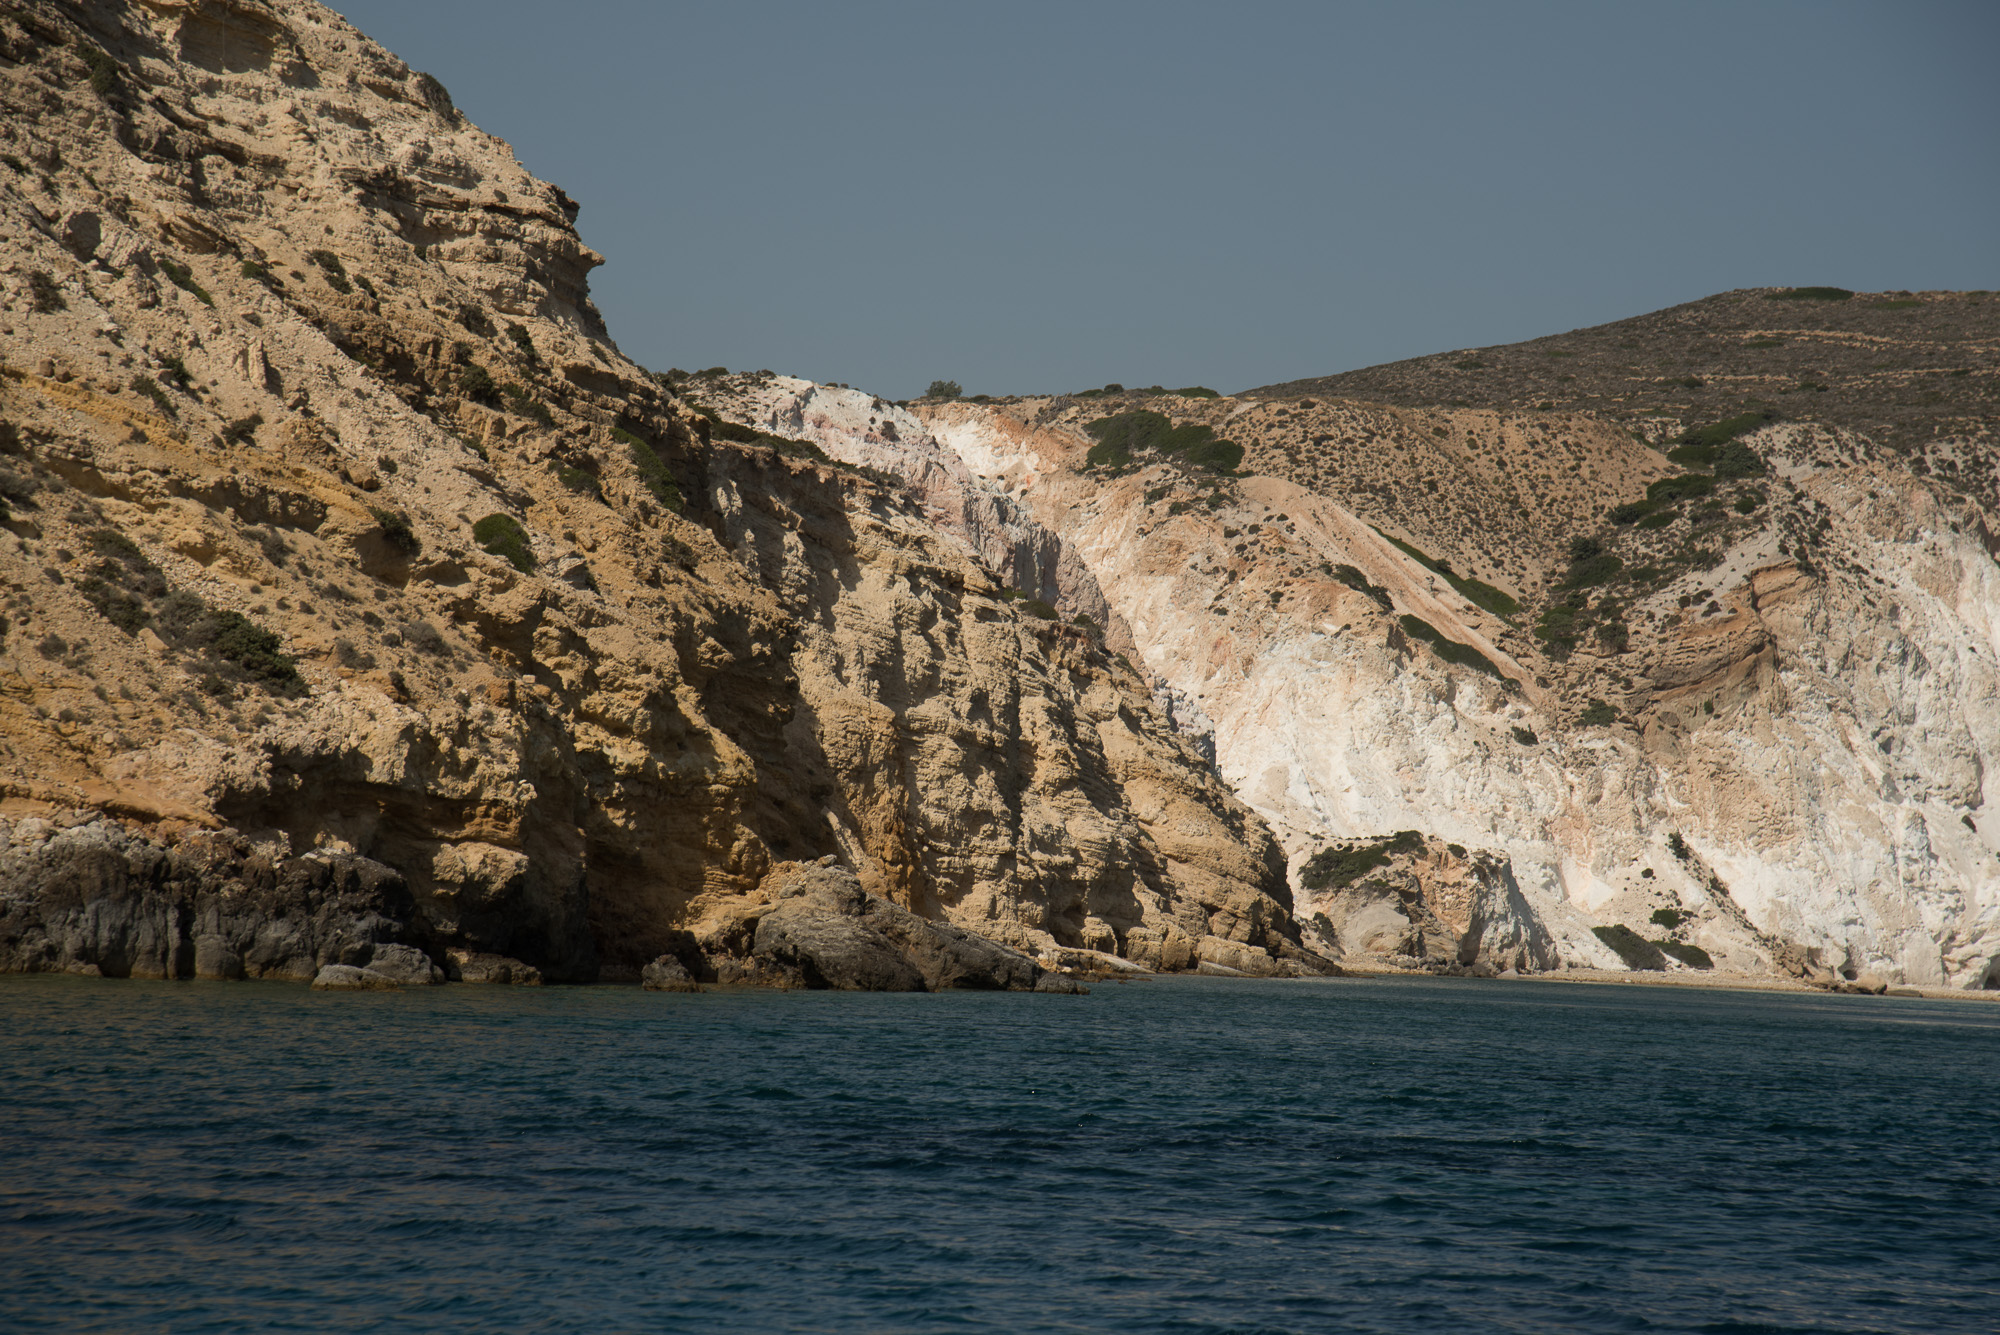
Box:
left=697, top=292, right=2000, bottom=989
left=0, top=0, right=1328, bottom=988
left=1247, top=287, right=1998, bottom=501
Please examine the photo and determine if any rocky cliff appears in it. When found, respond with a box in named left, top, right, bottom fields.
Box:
left=691, top=337, right=2000, bottom=990
left=0, top=0, right=1328, bottom=986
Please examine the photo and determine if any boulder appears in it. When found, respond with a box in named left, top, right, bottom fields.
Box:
left=447, top=950, right=543, bottom=984
left=640, top=954, right=700, bottom=992
left=310, top=964, right=400, bottom=991
left=360, top=943, right=443, bottom=984
left=752, top=910, right=927, bottom=992
left=1195, top=934, right=1281, bottom=976
left=738, top=859, right=1052, bottom=992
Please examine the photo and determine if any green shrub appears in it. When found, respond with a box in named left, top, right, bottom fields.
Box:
left=926, top=379, right=962, bottom=400
left=368, top=507, right=421, bottom=556
left=196, top=611, right=301, bottom=693
left=1399, top=614, right=1501, bottom=677
left=78, top=577, right=149, bottom=633
left=1592, top=924, right=1666, bottom=970
left=1668, top=832, right=1691, bottom=861
left=1511, top=725, right=1537, bottom=745
left=553, top=463, right=598, bottom=495
left=1733, top=492, right=1761, bottom=515
left=1020, top=598, right=1058, bottom=620
left=1637, top=509, right=1678, bottom=530
left=1086, top=439, right=1132, bottom=470
left=1084, top=410, right=1242, bottom=474
left=1649, top=907, right=1682, bottom=929
left=1646, top=474, right=1714, bottom=505
left=1655, top=941, right=1713, bottom=969
left=1609, top=501, right=1656, bottom=525
left=1578, top=699, right=1617, bottom=726
left=1712, top=441, right=1764, bottom=480
left=506, top=323, right=539, bottom=362
left=1768, top=286, right=1852, bottom=301
left=1175, top=386, right=1220, bottom=399
left=1676, top=411, right=1773, bottom=451
left=1300, top=830, right=1424, bottom=891
left=1566, top=553, right=1623, bottom=587
left=459, top=364, right=498, bottom=403
left=1380, top=532, right=1519, bottom=618
left=473, top=513, right=535, bottom=572
left=27, top=271, right=66, bottom=313
left=615, top=426, right=683, bottom=513
left=501, top=384, right=554, bottom=426
left=81, top=45, right=119, bottom=97
left=156, top=258, right=213, bottom=307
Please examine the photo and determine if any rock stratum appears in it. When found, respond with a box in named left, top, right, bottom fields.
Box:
left=698, top=296, right=2000, bottom=991
left=0, top=0, right=1329, bottom=988
left=1, top=2, right=1993, bottom=995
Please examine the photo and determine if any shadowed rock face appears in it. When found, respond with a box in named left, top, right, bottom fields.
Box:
left=0, top=1, right=1316, bottom=984
left=0, top=815, right=439, bottom=981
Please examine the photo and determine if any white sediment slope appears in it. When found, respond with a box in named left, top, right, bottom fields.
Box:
left=707, top=381, right=2000, bottom=989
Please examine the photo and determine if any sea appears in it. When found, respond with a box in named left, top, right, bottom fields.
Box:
left=1, top=974, right=1996, bottom=1333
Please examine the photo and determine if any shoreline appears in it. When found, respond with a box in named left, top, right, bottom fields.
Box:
left=1325, top=963, right=2000, bottom=1003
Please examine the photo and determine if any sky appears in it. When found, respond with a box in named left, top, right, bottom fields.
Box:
left=331, top=0, right=1998, bottom=400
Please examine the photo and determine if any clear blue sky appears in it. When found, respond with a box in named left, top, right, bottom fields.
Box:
left=333, top=1, right=1997, bottom=399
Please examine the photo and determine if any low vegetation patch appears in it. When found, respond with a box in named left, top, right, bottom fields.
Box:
left=615, top=426, right=683, bottom=513
left=1767, top=286, right=1852, bottom=301
left=1578, top=698, right=1617, bottom=726
left=27, top=270, right=65, bottom=313
left=1300, top=830, right=1424, bottom=892
left=552, top=463, right=599, bottom=495
left=473, top=513, right=535, bottom=572
left=74, top=528, right=300, bottom=694
left=1378, top=530, right=1518, bottom=618
left=1082, top=410, right=1243, bottom=474
left=368, top=507, right=421, bottom=557
left=1562, top=537, right=1622, bottom=589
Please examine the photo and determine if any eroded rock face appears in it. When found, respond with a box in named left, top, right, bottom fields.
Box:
left=679, top=859, right=1067, bottom=992
left=0, top=2, right=1308, bottom=984
left=687, top=381, right=1999, bottom=989
left=0, top=815, right=429, bottom=980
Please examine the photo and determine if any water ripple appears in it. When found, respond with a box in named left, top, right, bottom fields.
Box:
left=2, top=976, right=1996, bottom=1332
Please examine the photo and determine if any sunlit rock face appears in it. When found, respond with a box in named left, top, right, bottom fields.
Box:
left=711, top=378, right=1998, bottom=989
left=0, top=0, right=1321, bottom=984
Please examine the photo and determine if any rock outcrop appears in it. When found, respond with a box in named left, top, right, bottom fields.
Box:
left=0, top=1, right=1323, bottom=985
left=683, top=369, right=1999, bottom=990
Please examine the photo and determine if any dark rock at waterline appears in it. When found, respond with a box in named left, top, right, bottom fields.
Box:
left=704, top=860, right=1072, bottom=993
left=641, top=954, right=701, bottom=992
left=311, top=963, right=403, bottom=991
left=0, top=817, right=430, bottom=982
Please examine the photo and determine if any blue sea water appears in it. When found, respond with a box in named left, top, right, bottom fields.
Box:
left=1, top=975, right=1996, bottom=1334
